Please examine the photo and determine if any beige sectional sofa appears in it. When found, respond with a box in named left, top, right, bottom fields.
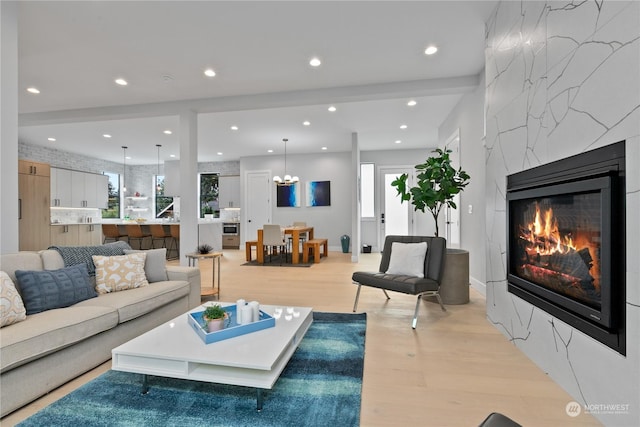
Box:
left=0, top=248, right=201, bottom=417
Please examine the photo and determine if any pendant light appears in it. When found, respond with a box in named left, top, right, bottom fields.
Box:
left=122, top=146, right=128, bottom=193
left=156, top=144, right=162, bottom=192
left=273, top=138, right=299, bottom=186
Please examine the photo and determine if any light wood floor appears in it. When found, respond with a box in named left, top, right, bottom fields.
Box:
left=2, top=249, right=602, bottom=426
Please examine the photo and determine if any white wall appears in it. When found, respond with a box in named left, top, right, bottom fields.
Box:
left=439, top=75, right=487, bottom=289
left=0, top=1, right=19, bottom=255
left=485, top=1, right=640, bottom=425
left=240, top=151, right=352, bottom=250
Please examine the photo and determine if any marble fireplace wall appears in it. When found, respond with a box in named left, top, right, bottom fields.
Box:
left=484, top=1, right=639, bottom=425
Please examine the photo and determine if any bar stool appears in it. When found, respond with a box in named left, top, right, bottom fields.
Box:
left=125, top=224, right=151, bottom=250
left=102, top=224, right=127, bottom=244
left=149, top=224, right=171, bottom=250
left=167, top=224, right=180, bottom=260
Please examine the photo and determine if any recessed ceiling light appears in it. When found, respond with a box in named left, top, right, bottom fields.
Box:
left=328, top=106, right=337, bottom=112
left=424, top=46, right=438, bottom=55
left=407, top=100, right=417, bottom=107
left=170, top=154, right=176, bottom=158
left=125, top=156, right=132, bottom=160
left=230, top=126, right=239, bottom=131
left=303, top=121, right=310, bottom=126
left=115, top=78, right=128, bottom=86
left=309, top=57, right=321, bottom=67
left=204, top=68, right=216, bottom=77
left=268, top=149, right=274, bottom=153
left=400, top=124, right=408, bottom=129
left=27, top=87, right=40, bottom=94
left=163, top=130, right=172, bottom=135
left=47, top=137, right=56, bottom=142
left=217, top=152, right=223, bottom=156
left=395, top=140, right=402, bottom=144
left=321, top=147, right=328, bottom=151
left=103, top=134, right=112, bottom=138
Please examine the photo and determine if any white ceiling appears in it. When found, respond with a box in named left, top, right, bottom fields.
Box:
left=17, top=1, right=497, bottom=165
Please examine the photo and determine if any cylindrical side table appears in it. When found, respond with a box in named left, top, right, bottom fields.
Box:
left=439, top=249, right=470, bottom=304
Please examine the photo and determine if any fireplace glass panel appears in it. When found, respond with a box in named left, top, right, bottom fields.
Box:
left=510, top=191, right=601, bottom=310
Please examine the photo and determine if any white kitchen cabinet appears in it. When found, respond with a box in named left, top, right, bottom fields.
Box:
left=95, top=174, right=109, bottom=209
left=51, top=168, right=73, bottom=207
left=218, top=175, right=240, bottom=208
left=51, top=168, right=108, bottom=208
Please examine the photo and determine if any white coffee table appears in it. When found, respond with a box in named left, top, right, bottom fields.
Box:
left=112, top=303, right=313, bottom=410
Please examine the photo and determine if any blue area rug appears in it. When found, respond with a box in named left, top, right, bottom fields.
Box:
left=18, top=312, right=366, bottom=427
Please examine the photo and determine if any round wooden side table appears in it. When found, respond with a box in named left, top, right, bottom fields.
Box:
left=185, top=251, right=223, bottom=300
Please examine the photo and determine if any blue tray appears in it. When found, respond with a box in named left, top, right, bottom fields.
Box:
left=188, top=305, right=275, bottom=344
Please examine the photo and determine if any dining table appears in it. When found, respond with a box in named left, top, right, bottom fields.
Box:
left=256, top=225, right=314, bottom=265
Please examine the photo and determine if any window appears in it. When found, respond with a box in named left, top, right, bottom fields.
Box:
left=155, top=175, right=174, bottom=218
left=102, top=172, right=120, bottom=218
left=360, top=163, right=375, bottom=218
left=200, top=173, right=219, bottom=217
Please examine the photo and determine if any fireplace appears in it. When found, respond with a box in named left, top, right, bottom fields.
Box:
left=506, top=141, right=625, bottom=354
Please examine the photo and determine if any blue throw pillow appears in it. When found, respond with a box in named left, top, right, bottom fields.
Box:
left=15, top=263, right=97, bottom=315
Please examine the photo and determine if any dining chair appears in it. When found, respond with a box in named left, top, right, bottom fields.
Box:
left=262, top=224, right=288, bottom=264
left=102, top=224, right=127, bottom=244
left=288, top=221, right=308, bottom=253
left=125, top=224, right=151, bottom=250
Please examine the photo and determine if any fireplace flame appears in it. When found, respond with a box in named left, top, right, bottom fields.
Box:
left=523, top=203, right=576, bottom=256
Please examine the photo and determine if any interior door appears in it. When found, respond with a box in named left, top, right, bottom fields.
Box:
left=444, top=130, right=461, bottom=248
left=378, top=166, right=414, bottom=247
left=245, top=171, right=271, bottom=243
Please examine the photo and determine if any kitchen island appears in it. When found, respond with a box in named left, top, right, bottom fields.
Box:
left=100, top=219, right=224, bottom=252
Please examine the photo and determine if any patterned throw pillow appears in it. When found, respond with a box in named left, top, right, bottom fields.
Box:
left=92, top=253, right=149, bottom=294
left=14, top=264, right=97, bottom=315
left=1, top=271, right=27, bottom=327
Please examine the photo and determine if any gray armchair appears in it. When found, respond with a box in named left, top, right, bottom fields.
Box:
left=352, top=235, right=447, bottom=328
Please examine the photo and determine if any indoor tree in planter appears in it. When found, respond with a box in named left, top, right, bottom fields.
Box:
left=391, top=148, right=470, bottom=237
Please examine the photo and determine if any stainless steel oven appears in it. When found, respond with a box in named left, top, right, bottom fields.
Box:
left=222, top=222, right=239, bottom=235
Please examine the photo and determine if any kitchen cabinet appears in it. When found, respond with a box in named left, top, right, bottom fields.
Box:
left=19, top=160, right=50, bottom=177
left=218, top=175, right=240, bottom=208
left=19, top=160, right=51, bottom=251
left=51, top=168, right=72, bottom=207
left=51, top=168, right=108, bottom=208
left=50, top=225, right=78, bottom=246
left=50, top=224, right=102, bottom=246
left=78, top=224, right=102, bottom=245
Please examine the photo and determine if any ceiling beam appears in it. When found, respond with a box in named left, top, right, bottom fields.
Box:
left=19, top=74, right=481, bottom=127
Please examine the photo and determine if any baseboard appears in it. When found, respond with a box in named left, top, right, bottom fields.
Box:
left=470, top=276, right=486, bottom=296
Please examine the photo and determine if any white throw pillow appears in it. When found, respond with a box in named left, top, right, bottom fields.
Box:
left=1, top=271, right=27, bottom=327
left=92, top=253, right=149, bottom=294
left=385, top=241, right=428, bottom=278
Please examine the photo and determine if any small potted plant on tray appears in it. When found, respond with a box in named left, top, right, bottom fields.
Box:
left=203, top=304, right=228, bottom=332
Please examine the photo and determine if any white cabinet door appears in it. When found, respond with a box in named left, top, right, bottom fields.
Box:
left=95, top=174, right=109, bottom=209
left=71, top=171, right=87, bottom=207
left=83, top=173, right=98, bottom=208
left=219, top=176, right=240, bottom=208
left=51, top=168, right=72, bottom=207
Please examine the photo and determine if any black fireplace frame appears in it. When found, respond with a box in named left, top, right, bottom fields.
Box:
left=506, top=141, right=626, bottom=354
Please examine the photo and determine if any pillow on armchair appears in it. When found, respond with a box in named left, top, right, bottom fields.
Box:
left=385, top=241, right=428, bottom=278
